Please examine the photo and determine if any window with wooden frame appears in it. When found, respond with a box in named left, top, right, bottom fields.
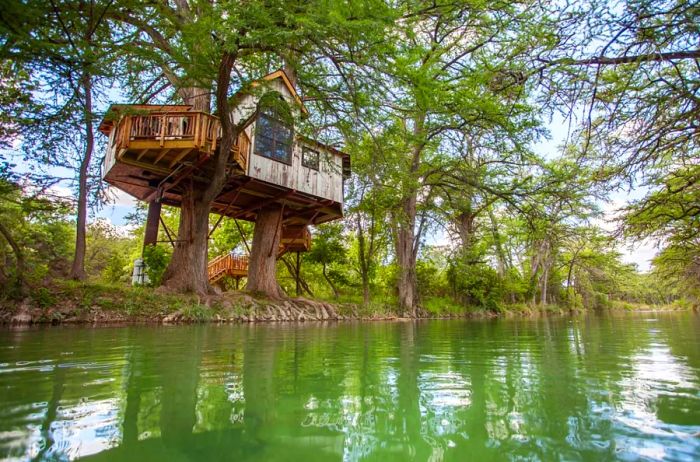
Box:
left=254, top=94, right=294, bottom=165
left=302, top=147, right=320, bottom=170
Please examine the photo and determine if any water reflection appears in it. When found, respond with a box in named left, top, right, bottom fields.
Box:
left=0, top=314, right=698, bottom=461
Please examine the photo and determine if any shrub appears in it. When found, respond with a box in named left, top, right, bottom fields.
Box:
left=142, top=245, right=170, bottom=287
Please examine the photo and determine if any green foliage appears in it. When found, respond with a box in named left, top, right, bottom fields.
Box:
left=448, top=260, right=504, bottom=313
left=0, top=178, right=74, bottom=297
left=142, top=245, right=171, bottom=287
left=102, top=253, right=130, bottom=284
left=1, top=0, right=694, bottom=315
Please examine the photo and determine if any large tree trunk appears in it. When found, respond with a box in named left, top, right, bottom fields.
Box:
left=161, top=186, right=211, bottom=293
left=159, top=86, right=215, bottom=293
left=70, top=73, right=94, bottom=280
left=355, top=212, right=373, bottom=306
left=247, top=205, right=284, bottom=298
left=241, top=56, right=298, bottom=299
left=395, top=194, right=417, bottom=316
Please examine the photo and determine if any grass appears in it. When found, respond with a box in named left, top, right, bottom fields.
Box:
left=5, top=279, right=690, bottom=324
left=20, top=280, right=212, bottom=321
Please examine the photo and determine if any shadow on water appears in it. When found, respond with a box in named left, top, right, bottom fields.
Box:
left=0, top=313, right=699, bottom=461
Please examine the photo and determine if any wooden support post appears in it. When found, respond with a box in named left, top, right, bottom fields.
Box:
left=143, top=199, right=162, bottom=248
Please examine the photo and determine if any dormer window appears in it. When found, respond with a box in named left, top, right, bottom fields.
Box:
left=254, top=93, right=293, bottom=165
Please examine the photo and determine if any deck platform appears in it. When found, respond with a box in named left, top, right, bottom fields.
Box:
left=101, top=106, right=343, bottom=227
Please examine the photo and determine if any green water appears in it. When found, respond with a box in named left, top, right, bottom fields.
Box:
left=1, top=313, right=699, bottom=461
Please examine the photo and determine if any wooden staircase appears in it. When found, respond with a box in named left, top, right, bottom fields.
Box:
left=208, top=254, right=249, bottom=284
left=207, top=226, right=312, bottom=284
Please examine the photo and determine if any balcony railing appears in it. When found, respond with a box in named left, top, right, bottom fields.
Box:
left=107, top=110, right=250, bottom=172
left=208, top=253, right=249, bottom=283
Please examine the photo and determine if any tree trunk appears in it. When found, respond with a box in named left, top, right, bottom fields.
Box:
left=355, top=212, right=373, bottom=306
left=161, top=185, right=211, bottom=294
left=322, top=263, right=340, bottom=299
left=0, top=220, right=26, bottom=295
left=70, top=73, right=94, bottom=281
left=161, top=51, right=238, bottom=293
left=487, top=207, right=507, bottom=278
left=541, top=264, right=549, bottom=307
left=179, top=87, right=211, bottom=112
left=395, top=194, right=417, bottom=316
left=247, top=205, right=284, bottom=298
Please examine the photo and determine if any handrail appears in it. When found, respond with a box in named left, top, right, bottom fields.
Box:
left=207, top=253, right=250, bottom=282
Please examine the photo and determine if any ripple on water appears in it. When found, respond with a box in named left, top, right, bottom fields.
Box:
left=0, top=316, right=698, bottom=461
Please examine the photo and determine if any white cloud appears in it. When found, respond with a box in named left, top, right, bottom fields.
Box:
left=620, top=239, right=658, bottom=273
left=105, top=186, right=137, bottom=207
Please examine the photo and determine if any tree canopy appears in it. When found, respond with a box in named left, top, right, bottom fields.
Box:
left=1, top=0, right=697, bottom=312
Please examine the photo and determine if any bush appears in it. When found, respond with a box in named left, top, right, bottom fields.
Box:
left=102, top=252, right=130, bottom=284
left=593, top=292, right=612, bottom=310
left=563, top=287, right=584, bottom=310
left=142, top=245, right=170, bottom=287
left=448, top=260, right=504, bottom=312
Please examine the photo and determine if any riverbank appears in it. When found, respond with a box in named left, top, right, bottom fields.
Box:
left=0, top=280, right=690, bottom=325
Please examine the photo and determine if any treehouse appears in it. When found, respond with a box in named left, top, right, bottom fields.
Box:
left=99, top=70, right=350, bottom=284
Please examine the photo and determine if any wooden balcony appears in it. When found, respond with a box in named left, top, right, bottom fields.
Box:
left=106, top=109, right=250, bottom=176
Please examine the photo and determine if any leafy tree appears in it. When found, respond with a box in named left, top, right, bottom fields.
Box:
left=1, top=0, right=122, bottom=280
left=307, top=223, right=347, bottom=299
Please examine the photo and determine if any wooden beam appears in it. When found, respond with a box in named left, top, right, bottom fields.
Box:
left=168, top=148, right=193, bottom=167
left=153, top=148, right=172, bottom=164
left=231, top=190, right=295, bottom=220
left=136, top=148, right=149, bottom=161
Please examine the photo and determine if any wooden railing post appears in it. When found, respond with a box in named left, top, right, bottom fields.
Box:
left=159, top=114, right=166, bottom=147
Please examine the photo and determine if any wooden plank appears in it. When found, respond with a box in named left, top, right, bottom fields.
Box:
left=129, top=139, right=197, bottom=150
left=136, top=148, right=149, bottom=161
left=119, top=158, right=172, bottom=176
left=153, top=148, right=172, bottom=164
left=168, top=148, right=193, bottom=168
left=159, top=114, right=166, bottom=147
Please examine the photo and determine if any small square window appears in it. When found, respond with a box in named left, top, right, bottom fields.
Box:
left=302, top=147, right=320, bottom=170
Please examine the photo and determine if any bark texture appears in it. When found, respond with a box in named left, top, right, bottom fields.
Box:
left=70, top=74, right=94, bottom=281
left=159, top=87, right=215, bottom=294
left=395, top=194, right=418, bottom=316
left=161, top=186, right=211, bottom=294
left=246, top=206, right=284, bottom=298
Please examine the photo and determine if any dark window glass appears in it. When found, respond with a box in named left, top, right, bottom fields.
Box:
left=254, top=112, right=293, bottom=165
left=302, top=147, right=320, bottom=170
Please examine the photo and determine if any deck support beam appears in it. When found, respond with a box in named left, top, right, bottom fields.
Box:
left=143, top=199, right=162, bottom=248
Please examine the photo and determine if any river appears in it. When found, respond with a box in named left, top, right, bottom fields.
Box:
left=0, top=312, right=698, bottom=461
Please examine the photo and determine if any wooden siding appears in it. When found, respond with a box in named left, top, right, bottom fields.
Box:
left=247, top=120, right=345, bottom=204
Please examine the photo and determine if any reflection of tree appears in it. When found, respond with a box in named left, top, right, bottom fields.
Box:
left=159, top=326, right=203, bottom=445
left=34, top=353, right=66, bottom=460
left=242, top=324, right=277, bottom=446
left=122, top=347, right=141, bottom=445
left=3, top=314, right=699, bottom=461
left=397, top=322, right=431, bottom=459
